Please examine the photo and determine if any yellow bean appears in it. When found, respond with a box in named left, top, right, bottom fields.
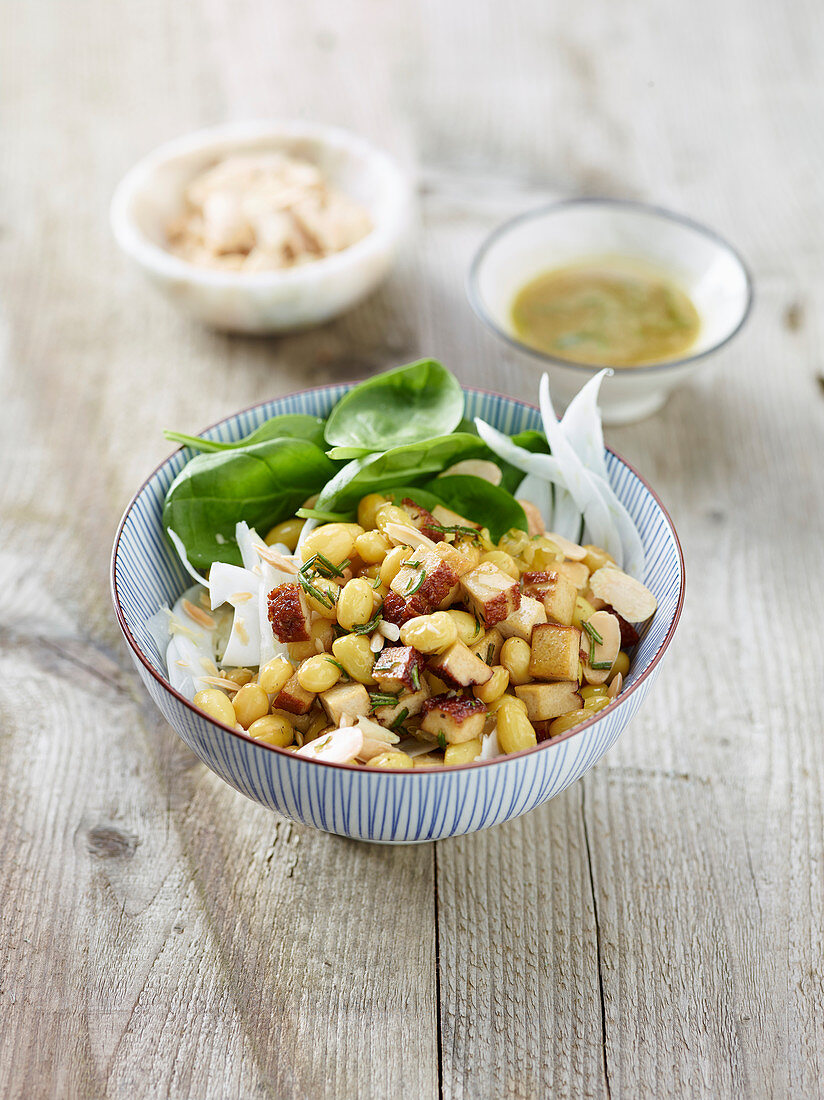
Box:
left=582, top=544, right=615, bottom=573
left=444, top=738, right=482, bottom=765
left=354, top=529, right=392, bottom=564
left=451, top=536, right=482, bottom=568
left=248, top=713, right=294, bottom=747
left=337, top=577, right=375, bottom=631
left=367, top=751, right=414, bottom=769
left=306, top=710, right=332, bottom=741
left=288, top=640, right=316, bottom=661
left=488, top=692, right=527, bottom=716
left=445, top=609, right=483, bottom=646
left=547, top=710, right=586, bottom=738
left=497, top=705, right=538, bottom=754
left=498, top=529, right=531, bottom=559
left=500, top=637, right=532, bottom=685
left=194, top=688, right=236, bottom=726
left=265, top=517, right=305, bottom=552
left=258, top=656, right=292, bottom=695
left=424, top=670, right=450, bottom=695
left=375, top=503, right=413, bottom=534
left=380, top=544, right=414, bottom=586
left=612, top=651, right=631, bottom=677
left=400, top=612, right=458, bottom=654
left=300, top=523, right=362, bottom=567
left=583, top=697, right=611, bottom=715
left=531, top=535, right=563, bottom=569
left=580, top=685, right=609, bottom=701
left=332, top=633, right=376, bottom=685
left=297, top=654, right=341, bottom=693
left=474, top=665, right=510, bottom=704
left=232, top=683, right=270, bottom=728
left=573, top=596, right=597, bottom=630
left=305, top=576, right=341, bottom=619
left=310, top=618, right=335, bottom=653
left=357, top=493, right=390, bottom=530
left=481, top=549, right=520, bottom=580
left=223, top=667, right=253, bottom=686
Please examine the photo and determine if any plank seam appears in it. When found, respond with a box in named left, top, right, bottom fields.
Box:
left=581, top=783, right=612, bottom=1100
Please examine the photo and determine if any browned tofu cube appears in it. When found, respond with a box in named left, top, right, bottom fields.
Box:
left=372, top=646, right=425, bottom=692
left=267, top=583, right=311, bottom=642
left=275, top=672, right=315, bottom=714
left=427, top=641, right=494, bottom=689
left=373, top=684, right=431, bottom=726
left=555, top=560, right=589, bottom=591
left=514, top=682, right=583, bottom=722
left=497, top=595, right=547, bottom=641
left=522, top=570, right=577, bottom=627
left=319, top=681, right=371, bottom=725
left=460, top=562, right=521, bottom=626
left=391, top=543, right=469, bottom=609
left=381, top=590, right=431, bottom=626
left=420, top=693, right=488, bottom=744
left=469, top=627, right=504, bottom=666
left=529, top=623, right=581, bottom=682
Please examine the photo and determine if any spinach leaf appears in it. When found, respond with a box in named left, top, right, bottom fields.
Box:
left=323, top=359, right=464, bottom=451
left=315, top=433, right=491, bottom=516
left=163, top=437, right=339, bottom=568
left=427, top=475, right=528, bottom=541
left=165, top=414, right=327, bottom=454
left=383, top=485, right=447, bottom=512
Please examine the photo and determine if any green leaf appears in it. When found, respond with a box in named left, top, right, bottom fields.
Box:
left=428, top=475, right=528, bottom=541
left=314, top=433, right=492, bottom=516
left=323, top=359, right=464, bottom=451
left=162, top=437, right=338, bottom=569
left=165, top=414, right=327, bottom=454
left=383, top=485, right=447, bottom=512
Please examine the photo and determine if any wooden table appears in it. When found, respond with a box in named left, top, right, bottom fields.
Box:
left=2, top=2, right=822, bottom=1096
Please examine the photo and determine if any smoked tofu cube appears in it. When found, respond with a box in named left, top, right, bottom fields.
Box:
left=421, top=693, right=488, bottom=745
left=522, top=570, right=577, bottom=627
left=514, top=682, right=583, bottom=722
left=460, top=562, right=521, bottom=626
left=497, top=595, right=547, bottom=641
left=391, top=542, right=474, bottom=609
left=555, top=560, right=590, bottom=592
left=267, top=583, right=312, bottom=642
left=529, top=623, right=581, bottom=682
left=427, top=641, right=494, bottom=689
left=373, top=684, right=431, bottom=725
left=372, top=646, right=425, bottom=692
left=381, top=590, right=430, bottom=626
left=319, top=681, right=371, bottom=726
left=275, top=672, right=315, bottom=715
left=401, top=498, right=444, bottom=543
left=469, top=627, right=504, bottom=666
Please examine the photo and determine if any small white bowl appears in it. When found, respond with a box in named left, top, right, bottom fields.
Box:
left=468, top=198, right=753, bottom=424
left=111, top=121, right=412, bottom=333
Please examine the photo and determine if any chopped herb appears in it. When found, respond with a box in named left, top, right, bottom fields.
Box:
left=404, top=571, right=425, bottom=597
left=472, top=615, right=483, bottom=639
left=324, top=657, right=346, bottom=673
left=296, top=570, right=335, bottom=609
left=410, top=664, right=421, bottom=691
left=486, top=641, right=495, bottom=664
left=315, top=552, right=347, bottom=578
left=369, top=691, right=400, bottom=708
left=582, top=619, right=604, bottom=647
left=351, top=610, right=383, bottom=636
left=436, top=732, right=447, bottom=751
left=427, top=523, right=482, bottom=541
left=590, top=659, right=614, bottom=670
left=371, top=574, right=383, bottom=590
left=390, top=708, right=409, bottom=731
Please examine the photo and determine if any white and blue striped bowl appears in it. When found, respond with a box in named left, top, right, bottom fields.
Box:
left=111, top=385, right=685, bottom=843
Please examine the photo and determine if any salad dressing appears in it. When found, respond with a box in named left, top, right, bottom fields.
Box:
left=511, top=257, right=701, bottom=367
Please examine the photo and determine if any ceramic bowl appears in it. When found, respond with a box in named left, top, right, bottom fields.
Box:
left=468, top=198, right=753, bottom=424
left=111, top=385, right=685, bottom=843
left=110, top=120, right=412, bottom=333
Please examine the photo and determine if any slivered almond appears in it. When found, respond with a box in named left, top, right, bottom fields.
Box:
left=182, top=599, right=216, bottom=629
left=199, top=675, right=242, bottom=693
left=378, top=620, right=401, bottom=641
left=581, top=610, right=621, bottom=685
left=441, top=459, right=502, bottom=485
left=589, top=567, right=657, bottom=622
left=545, top=532, right=587, bottom=561
left=369, top=631, right=385, bottom=653
left=383, top=522, right=437, bottom=550
left=517, top=499, right=546, bottom=536
left=608, top=672, right=622, bottom=699
left=229, top=591, right=254, bottom=603
left=255, top=544, right=300, bottom=573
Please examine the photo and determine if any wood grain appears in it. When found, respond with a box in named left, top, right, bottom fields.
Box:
left=1, top=0, right=823, bottom=1096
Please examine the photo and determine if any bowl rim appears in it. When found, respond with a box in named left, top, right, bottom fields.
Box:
left=109, top=118, right=412, bottom=288
left=111, top=380, right=686, bottom=774
left=466, top=196, right=755, bottom=375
